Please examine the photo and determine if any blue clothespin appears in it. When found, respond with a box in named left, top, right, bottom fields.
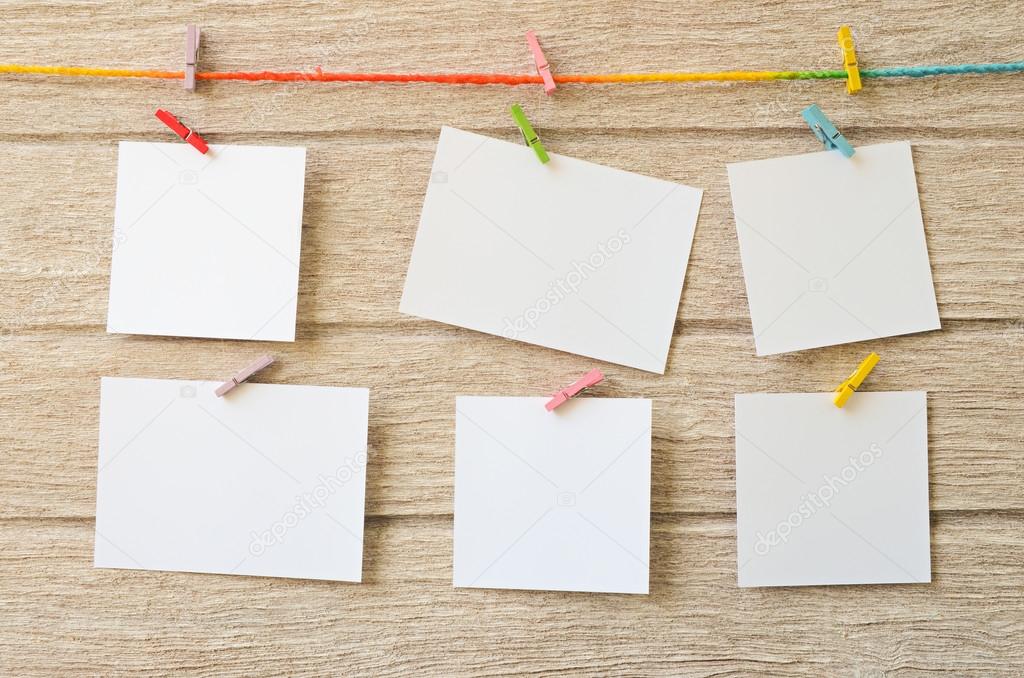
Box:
left=801, top=104, right=855, bottom=158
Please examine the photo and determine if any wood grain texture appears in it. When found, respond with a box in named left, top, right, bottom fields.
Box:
left=1, top=1, right=1022, bottom=675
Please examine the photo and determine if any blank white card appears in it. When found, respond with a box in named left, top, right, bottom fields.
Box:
left=455, top=397, right=651, bottom=594
left=727, top=142, right=940, bottom=356
left=401, top=127, right=703, bottom=373
left=107, top=142, right=306, bottom=341
left=735, top=392, right=931, bottom=587
left=95, top=377, right=369, bottom=582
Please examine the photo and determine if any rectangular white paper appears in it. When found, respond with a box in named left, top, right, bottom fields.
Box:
left=454, top=396, right=651, bottom=594
left=401, top=127, right=703, bottom=373
left=735, top=391, right=931, bottom=587
left=727, top=142, right=940, bottom=356
left=107, top=142, right=307, bottom=341
left=95, top=377, right=368, bottom=582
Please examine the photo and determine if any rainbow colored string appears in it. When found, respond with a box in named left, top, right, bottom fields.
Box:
left=1, top=61, right=1023, bottom=86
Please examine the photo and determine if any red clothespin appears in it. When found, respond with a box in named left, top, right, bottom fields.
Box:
left=155, top=109, right=209, bottom=154
left=215, top=355, right=275, bottom=397
left=526, top=31, right=556, bottom=95
left=545, top=369, right=604, bottom=411
left=184, top=25, right=200, bottom=91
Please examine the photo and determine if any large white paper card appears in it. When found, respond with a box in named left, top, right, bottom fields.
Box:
left=454, top=396, right=651, bottom=594
left=735, top=391, right=931, bottom=587
left=95, top=377, right=368, bottom=582
left=727, top=142, right=940, bottom=356
left=107, top=142, right=306, bottom=341
left=401, top=127, right=703, bottom=373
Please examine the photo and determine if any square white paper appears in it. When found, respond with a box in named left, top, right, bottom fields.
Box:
left=735, top=391, right=931, bottom=587
left=454, top=396, right=651, bottom=594
left=401, top=127, right=703, bottom=373
left=107, top=142, right=307, bottom=341
left=95, top=377, right=369, bottom=582
left=727, top=142, right=940, bottom=356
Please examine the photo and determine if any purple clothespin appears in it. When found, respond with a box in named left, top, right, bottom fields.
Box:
left=185, top=25, right=200, bottom=91
left=215, top=355, right=274, bottom=397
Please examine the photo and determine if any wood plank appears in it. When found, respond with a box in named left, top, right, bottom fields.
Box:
left=1, top=139, right=1021, bottom=328
left=0, top=326, right=1020, bottom=518
left=0, top=513, right=1020, bottom=676
left=1, top=1, right=1023, bottom=135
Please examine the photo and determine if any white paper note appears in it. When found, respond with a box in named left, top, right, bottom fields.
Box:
left=735, top=391, right=931, bottom=587
left=454, top=396, right=651, bottom=594
left=107, top=142, right=306, bottom=341
left=95, top=377, right=368, bottom=582
left=401, top=127, right=703, bottom=373
left=727, top=142, right=940, bottom=356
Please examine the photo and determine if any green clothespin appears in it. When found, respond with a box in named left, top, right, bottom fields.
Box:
left=510, top=104, right=550, bottom=164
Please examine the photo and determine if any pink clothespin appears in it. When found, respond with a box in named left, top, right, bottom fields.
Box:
left=545, top=369, right=604, bottom=411
left=184, top=25, right=200, bottom=91
left=526, top=31, right=556, bottom=95
left=215, top=355, right=274, bottom=397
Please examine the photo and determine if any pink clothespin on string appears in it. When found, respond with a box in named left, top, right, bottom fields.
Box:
left=215, top=355, right=274, bottom=397
left=184, top=25, right=200, bottom=91
left=526, top=31, right=556, bottom=95
left=545, top=369, right=604, bottom=411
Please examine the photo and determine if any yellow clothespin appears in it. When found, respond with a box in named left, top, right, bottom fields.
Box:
left=837, top=26, right=862, bottom=94
left=834, top=352, right=879, bottom=408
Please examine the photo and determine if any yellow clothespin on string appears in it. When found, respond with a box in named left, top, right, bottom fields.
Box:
left=834, top=352, right=879, bottom=408
left=837, top=26, right=862, bottom=94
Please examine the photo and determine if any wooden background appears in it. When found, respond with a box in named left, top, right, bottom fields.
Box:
left=1, top=1, right=1022, bottom=675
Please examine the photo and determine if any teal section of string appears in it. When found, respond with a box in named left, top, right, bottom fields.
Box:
left=863, top=61, right=1024, bottom=77
left=716, top=62, right=1024, bottom=81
